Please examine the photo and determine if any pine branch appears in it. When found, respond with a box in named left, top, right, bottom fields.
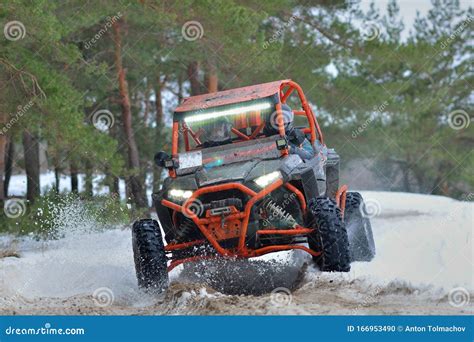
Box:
left=0, top=58, right=46, bottom=99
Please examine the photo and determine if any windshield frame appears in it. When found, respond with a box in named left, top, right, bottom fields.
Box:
left=176, top=97, right=277, bottom=151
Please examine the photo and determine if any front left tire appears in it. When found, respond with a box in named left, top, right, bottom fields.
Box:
left=132, top=219, right=169, bottom=292
left=307, top=197, right=351, bottom=272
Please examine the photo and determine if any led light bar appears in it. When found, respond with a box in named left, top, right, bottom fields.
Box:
left=184, top=101, right=273, bottom=124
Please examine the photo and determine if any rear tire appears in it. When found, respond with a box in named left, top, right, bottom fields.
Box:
left=307, top=197, right=351, bottom=272
left=132, top=219, right=169, bottom=292
left=344, top=192, right=376, bottom=262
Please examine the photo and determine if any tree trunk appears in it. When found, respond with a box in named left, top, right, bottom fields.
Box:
left=430, top=162, right=452, bottom=195
left=84, top=160, right=93, bottom=198
left=104, top=166, right=120, bottom=201
left=412, top=168, right=427, bottom=193
left=0, top=73, right=6, bottom=204
left=143, top=84, right=151, bottom=126
left=206, top=61, right=218, bottom=93
left=51, top=154, right=61, bottom=193
left=22, top=130, right=40, bottom=202
left=402, top=167, right=411, bottom=192
left=153, top=80, right=165, bottom=193
left=70, top=160, right=78, bottom=193
left=187, top=61, right=201, bottom=96
left=113, top=19, right=147, bottom=208
left=112, top=175, right=120, bottom=198
left=154, top=80, right=164, bottom=127
left=178, top=72, right=184, bottom=103
left=0, top=133, right=6, bottom=204
left=54, top=166, right=60, bottom=193
left=399, top=156, right=411, bottom=192
left=4, top=137, right=14, bottom=197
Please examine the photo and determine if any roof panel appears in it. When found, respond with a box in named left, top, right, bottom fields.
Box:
left=174, top=79, right=289, bottom=113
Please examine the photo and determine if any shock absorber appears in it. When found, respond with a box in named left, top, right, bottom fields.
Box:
left=175, top=217, right=195, bottom=241
left=262, top=199, right=297, bottom=228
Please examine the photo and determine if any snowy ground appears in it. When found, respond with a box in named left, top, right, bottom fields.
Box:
left=0, top=191, right=472, bottom=315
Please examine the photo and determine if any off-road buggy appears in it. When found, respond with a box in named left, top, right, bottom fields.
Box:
left=132, top=80, right=375, bottom=291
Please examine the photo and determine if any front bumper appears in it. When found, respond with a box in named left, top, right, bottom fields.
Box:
left=159, top=179, right=321, bottom=270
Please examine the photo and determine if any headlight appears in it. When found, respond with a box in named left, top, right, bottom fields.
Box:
left=168, top=189, right=193, bottom=201
left=253, top=171, right=282, bottom=188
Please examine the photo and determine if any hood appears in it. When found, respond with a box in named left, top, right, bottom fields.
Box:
left=175, top=136, right=281, bottom=177
left=196, top=159, right=283, bottom=187
left=161, top=153, right=304, bottom=193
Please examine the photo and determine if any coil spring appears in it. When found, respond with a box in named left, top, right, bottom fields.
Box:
left=263, top=199, right=297, bottom=227
left=176, top=217, right=195, bottom=240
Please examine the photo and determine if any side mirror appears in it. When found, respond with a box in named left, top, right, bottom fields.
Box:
left=154, top=151, right=179, bottom=169
left=154, top=151, right=170, bottom=167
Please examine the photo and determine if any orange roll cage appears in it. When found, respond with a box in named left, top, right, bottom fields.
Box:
left=160, top=80, right=345, bottom=271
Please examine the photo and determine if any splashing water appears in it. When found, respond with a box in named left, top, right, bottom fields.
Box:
left=0, top=199, right=140, bottom=305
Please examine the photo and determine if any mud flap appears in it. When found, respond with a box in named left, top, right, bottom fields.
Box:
left=325, top=149, right=340, bottom=199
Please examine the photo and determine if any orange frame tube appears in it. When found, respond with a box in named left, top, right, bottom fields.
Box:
left=238, top=178, right=284, bottom=251
left=280, top=80, right=324, bottom=144
left=168, top=255, right=219, bottom=272
left=169, top=121, right=180, bottom=178
left=231, top=128, right=251, bottom=141
left=257, top=228, right=314, bottom=235
left=284, top=183, right=306, bottom=212
left=182, top=122, right=202, bottom=150
left=165, top=239, right=205, bottom=251
left=335, top=184, right=348, bottom=217
left=281, top=86, right=294, bottom=103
